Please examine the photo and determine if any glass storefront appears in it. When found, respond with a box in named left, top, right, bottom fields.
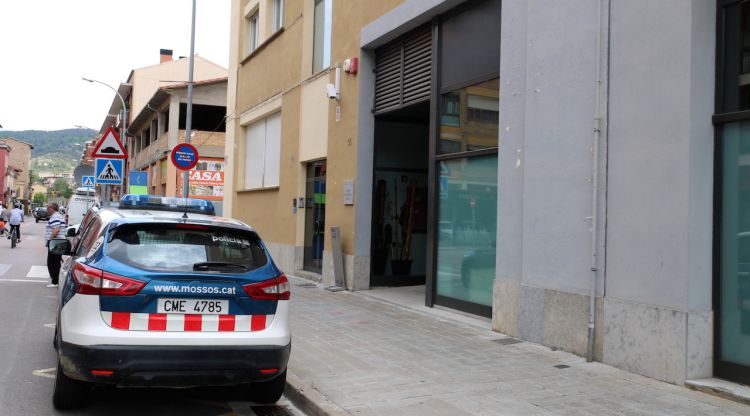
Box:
left=719, top=121, right=750, bottom=369
left=436, top=156, right=497, bottom=306
left=435, top=76, right=498, bottom=312
left=716, top=0, right=750, bottom=384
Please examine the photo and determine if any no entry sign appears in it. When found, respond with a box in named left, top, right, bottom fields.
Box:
left=171, top=143, right=199, bottom=171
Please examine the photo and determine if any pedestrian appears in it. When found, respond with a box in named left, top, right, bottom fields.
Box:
left=0, top=204, right=6, bottom=236
left=45, top=202, right=66, bottom=288
left=8, top=204, right=23, bottom=243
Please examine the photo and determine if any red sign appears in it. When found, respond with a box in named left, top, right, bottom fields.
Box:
left=171, top=143, right=199, bottom=170
left=91, top=127, right=128, bottom=159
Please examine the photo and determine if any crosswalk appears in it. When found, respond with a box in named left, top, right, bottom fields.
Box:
left=0, top=264, right=50, bottom=283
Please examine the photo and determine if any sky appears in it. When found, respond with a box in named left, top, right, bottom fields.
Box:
left=0, top=0, right=230, bottom=131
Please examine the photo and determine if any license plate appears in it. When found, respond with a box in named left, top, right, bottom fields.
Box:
left=157, top=298, right=229, bottom=315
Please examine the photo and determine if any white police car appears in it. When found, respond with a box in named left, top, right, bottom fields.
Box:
left=49, top=195, right=291, bottom=409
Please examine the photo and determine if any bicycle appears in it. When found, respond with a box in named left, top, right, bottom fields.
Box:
left=10, top=226, right=18, bottom=249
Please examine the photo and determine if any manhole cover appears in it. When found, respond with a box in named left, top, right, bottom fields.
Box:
left=553, top=364, right=570, bottom=369
left=251, top=405, right=295, bottom=416
left=492, top=338, right=522, bottom=345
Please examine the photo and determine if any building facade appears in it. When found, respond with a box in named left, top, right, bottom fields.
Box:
left=127, top=78, right=228, bottom=214
left=0, top=138, right=34, bottom=205
left=96, top=49, right=227, bottom=204
left=227, top=0, right=750, bottom=387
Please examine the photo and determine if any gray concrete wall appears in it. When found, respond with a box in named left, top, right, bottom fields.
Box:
left=496, top=0, right=715, bottom=383
left=607, top=0, right=714, bottom=312
left=497, top=0, right=606, bottom=296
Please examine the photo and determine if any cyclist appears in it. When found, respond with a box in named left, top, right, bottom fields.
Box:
left=8, top=204, right=23, bottom=243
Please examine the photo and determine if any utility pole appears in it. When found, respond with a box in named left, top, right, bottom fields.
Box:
left=182, top=0, right=197, bottom=200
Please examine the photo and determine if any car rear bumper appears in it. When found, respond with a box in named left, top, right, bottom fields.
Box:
left=58, top=341, right=291, bottom=387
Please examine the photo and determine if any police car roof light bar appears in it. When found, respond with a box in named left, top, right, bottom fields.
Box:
left=119, top=194, right=215, bottom=216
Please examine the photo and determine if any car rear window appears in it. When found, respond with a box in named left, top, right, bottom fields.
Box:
left=106, top=224, right=268, bottom=273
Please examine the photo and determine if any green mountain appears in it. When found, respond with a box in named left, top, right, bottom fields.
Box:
left=0, top=128, right=98, bottom=173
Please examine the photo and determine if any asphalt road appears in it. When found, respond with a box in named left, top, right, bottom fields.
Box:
left=0, top=218, right=303, bottom=416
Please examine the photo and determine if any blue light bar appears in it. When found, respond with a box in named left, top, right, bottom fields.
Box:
left=119, top=194, right=215, bottom=216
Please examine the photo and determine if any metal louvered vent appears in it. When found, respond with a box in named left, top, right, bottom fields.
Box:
left=374, top=25, right=432, bottom=114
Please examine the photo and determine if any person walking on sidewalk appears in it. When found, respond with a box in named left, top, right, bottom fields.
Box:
left=45, top=202, right=65, bottom=288
left=8, top=204, right=23, bottom=243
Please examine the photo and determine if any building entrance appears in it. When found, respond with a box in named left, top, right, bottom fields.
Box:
left=371, top=102, right=430, bottom=286
left=303, top=160, right=326, bottom=273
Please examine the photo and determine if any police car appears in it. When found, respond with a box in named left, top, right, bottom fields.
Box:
left=49, top=195, right=291, bottom=409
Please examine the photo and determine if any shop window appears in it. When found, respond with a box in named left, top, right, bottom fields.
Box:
left=244, top=112, right=281, bottom=189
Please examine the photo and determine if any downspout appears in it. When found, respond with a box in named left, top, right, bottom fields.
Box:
left=587, top=0, right=609, bottom=363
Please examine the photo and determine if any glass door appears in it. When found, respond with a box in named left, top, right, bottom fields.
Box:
left=717, top=121, right=750, bottom=383
left=304, top=160, right=326, bottom=273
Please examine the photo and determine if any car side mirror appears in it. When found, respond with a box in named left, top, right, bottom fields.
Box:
left=48, top=239, right=72, bottom=256
left=66, top=227, right=78, bottom=237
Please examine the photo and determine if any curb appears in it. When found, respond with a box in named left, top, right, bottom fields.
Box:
left=284, top=372, right=350, bottom=416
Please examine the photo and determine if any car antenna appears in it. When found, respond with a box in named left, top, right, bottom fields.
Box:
left=182, top=194, right=188, bottom=219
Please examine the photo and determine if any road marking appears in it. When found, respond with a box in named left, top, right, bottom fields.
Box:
left=0, top=279, right=46, bottom=283
left=44, top=323, right=56, bottom=328
left=27, top=265, right=50, bottom=279
left=0, top=264, right=11, bottom=276
left=32, top=368, right=56, bottom=379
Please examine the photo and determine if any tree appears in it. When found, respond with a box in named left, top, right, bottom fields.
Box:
left=30, top=170, right=41, bottom=185
left=51, top=178, right=73, bottom=199
left=33, top=192, right=46, bottom=204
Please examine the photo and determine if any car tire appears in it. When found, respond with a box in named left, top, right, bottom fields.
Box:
left=248, top=369, right=287, bottom=404
left=52, top=356, right=88, bottom=410
left=35, top=219, right=38, bottom=223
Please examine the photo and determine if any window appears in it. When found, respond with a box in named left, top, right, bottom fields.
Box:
left=107, top=225, right=268, bottom=273
left=272, top=0, right=284, bottom=32
left=244, top=112, right=281, bottom=189
left=248, top=11, right=259, bottom=53
left=438, top=78, right=499, bottom=154
left=312, top=0, right=332, bottom=73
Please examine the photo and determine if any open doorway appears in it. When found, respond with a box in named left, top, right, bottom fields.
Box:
left=371, top=101, right=430, bottom=287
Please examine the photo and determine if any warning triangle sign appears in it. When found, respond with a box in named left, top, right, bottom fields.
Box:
left=92, top=127, right=128, bottom=159
left=97, top=160, right=121, bottom=181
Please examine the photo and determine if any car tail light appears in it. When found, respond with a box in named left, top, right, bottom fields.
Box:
left=242, top=274, right=290, bottom=301
left=72, top=263, right=145, bottom=296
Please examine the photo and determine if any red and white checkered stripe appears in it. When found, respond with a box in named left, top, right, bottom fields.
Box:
left=100, top=312, right=274, bottom=332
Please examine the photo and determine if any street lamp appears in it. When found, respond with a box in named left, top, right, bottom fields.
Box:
left=82, top=77, right=128, bottom=206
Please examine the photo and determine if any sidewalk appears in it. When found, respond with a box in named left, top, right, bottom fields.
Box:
left=283, top=275, right=750, bottom=416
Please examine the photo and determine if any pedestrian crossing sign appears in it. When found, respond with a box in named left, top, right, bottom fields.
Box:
left=81, top=176, right=95, bottom=188
left=95, top=158, right=124, bottom=185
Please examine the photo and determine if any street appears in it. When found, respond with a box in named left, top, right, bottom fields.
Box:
left=0, top=218, right=305, bottom=416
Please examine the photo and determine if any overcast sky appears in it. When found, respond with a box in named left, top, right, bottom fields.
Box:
left=0, top=0, right=230, bottom=131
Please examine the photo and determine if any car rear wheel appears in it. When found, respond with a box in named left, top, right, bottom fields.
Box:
left=248, top=370, right=287, bottom=404
left=52, top=356, right=88, bottom=409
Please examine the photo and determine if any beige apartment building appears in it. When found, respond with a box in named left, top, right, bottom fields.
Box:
left=227, top=0, right=412, bottom=286
left=127, top=78, right=228, bottom=214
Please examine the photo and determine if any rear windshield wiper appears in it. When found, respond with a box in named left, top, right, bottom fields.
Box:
left=193, top=261, right=248, bottom=271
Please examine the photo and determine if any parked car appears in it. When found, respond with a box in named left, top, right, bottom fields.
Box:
left=49, top=195, right=290, bottom=409
left=33, top=207, right=50, bottom=223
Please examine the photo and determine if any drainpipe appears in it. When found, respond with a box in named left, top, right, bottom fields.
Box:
left=587, top=0, right=609, bottom=363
